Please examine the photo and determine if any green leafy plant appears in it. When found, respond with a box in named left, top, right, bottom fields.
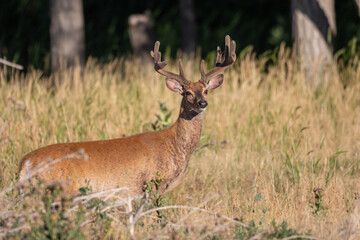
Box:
left=233, top=219, right=259, bottom=240
left=151, top=102, right=172, bottom=131
left=23, top=183, right=86, bottom=240
left=309, top=187, right=328, bottom=215
left=84, top=197, right=112, bottom=237
left=268, top=220, right=310, bottom=239
left=234, top=219, right=312, bottom=240
left=143, top=172, right=168, bottom=224
left=78, top=179, right=93, bottom=196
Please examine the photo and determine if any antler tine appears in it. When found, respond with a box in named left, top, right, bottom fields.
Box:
left=200, top=60, right=206, bottom=80
left=215, top=46, right=222, bottom=66
left=151, top=41, right=190, bottom=86
left=178, top=59, right=186, bottom=78
left=200, top=35, right=236, bottom=85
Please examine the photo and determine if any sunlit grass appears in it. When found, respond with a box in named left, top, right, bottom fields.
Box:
left=0, top=47, right=359, bottom=238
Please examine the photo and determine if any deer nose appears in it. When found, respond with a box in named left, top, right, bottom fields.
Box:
left=198, top=100, right=208, bottom=108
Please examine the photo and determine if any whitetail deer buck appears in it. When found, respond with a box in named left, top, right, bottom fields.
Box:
left=18, top=35, right=236, bottom=195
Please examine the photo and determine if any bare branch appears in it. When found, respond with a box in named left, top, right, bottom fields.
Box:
left=0, top=58, right=23, bottom=70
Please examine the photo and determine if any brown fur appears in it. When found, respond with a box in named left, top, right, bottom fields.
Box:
left=18, top=82, right=208, bottom=196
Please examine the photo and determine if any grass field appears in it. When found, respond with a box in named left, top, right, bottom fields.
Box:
left=0, top=48, right=359, bottom=239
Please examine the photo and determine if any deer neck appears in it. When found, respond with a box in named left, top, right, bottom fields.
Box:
left=159, top=99, right=205, bottom=191
left=173, top=98, right=204, bottom=157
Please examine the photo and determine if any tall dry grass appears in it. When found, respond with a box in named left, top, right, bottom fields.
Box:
left=0, top=46, right=360, bottom=238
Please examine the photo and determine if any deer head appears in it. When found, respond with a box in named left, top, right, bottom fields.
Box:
left=150, top=35, right=236, bottom=114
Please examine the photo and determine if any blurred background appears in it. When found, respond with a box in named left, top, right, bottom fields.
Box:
left=0, top=0, right=359, bottom=74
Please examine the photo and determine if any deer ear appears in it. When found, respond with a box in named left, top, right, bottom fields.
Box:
left=207, top=74, right=224, bottom=90
left=165, top=78, right=184, bottom=94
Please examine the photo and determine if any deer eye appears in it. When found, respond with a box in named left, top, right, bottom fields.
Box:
left=204, top=90, right=208, bottom=94
left=185, top=91, right=192, bottom=96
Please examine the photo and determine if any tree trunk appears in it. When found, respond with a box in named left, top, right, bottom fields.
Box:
left=128, top=10, right=154, bottom=62
left=50, top=0, right=85, bottom=74
left=355, top=0, right=360, bottom=16
left=179, top=0, right=197, bottom=57
left=291, top=0, right=336, bottom=86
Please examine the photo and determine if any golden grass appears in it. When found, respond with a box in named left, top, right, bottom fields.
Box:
left=0, top=48, right=360, bottom=238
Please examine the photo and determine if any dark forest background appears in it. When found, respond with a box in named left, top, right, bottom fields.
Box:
left=0, top=0, right=359, bottom=71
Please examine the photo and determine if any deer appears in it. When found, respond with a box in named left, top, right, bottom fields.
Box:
left=18, top=35, right=236, bottom=196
